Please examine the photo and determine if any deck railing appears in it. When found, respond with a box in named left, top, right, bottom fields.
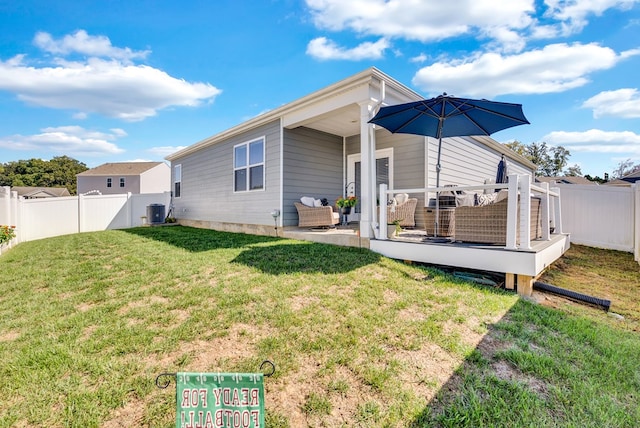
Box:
left=378, top=174, right=562, bottom=250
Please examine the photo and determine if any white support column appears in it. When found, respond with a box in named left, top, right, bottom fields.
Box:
left=359, top=100, right=377, bottom=239
left=540, top=182, right=550, bottom=240
left=379, top=183, right=388, bottom=240
left=552, top=186, right=563, bottom=234
left=519, top=174, right=532, bottom=250
left=505, top=174, right=519, bottom=250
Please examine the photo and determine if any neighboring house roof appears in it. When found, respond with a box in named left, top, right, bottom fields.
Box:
left=536, top=176, right=597, bottom=185
left=605, top=170, right=640, bottom=186
left=12, top=186, right=71, bottom=198
left=77, top=162, right=164, bottom=177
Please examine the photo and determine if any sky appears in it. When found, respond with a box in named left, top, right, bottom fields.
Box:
left=1, top=0, right=639, bottom=178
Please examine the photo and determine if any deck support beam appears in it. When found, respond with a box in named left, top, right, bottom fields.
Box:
left=505, top=273, right=515, bottom=290
left=516, top=274, right=534, bottom=297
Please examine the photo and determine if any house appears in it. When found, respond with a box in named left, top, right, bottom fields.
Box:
left=11, top=186, right=71, bottom=199
left=605, top=169, right=640, bottom=186
left=536, top=176, right=597, bottom=185
left=166, top=67, right=569, bottom=296
left=76, top=162, right=170, bottom=195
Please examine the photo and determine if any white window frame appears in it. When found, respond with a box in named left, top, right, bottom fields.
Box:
left=233, top=137, right=265, bottom=193
left=174, top=164, right=182, bottom=198
left=106, top=177, right=112, bottom=188
left=119, top=177, right=125, bottom=188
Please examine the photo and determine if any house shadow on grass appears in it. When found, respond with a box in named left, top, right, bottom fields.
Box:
left=123, top=225, right=276, bottom=252
left=232, top=240, right=381, bottom=275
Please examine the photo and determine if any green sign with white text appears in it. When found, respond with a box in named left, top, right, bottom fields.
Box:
left=175, top=372, right=265, bottom=428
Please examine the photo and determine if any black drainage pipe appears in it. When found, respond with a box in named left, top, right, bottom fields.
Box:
left=533, top=281, right=611, bottom=312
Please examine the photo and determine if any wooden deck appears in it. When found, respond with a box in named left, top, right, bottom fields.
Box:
left=283, top=223, right=570, bottom=297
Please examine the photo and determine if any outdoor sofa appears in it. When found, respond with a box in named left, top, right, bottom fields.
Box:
left=454, top=192, right=542, bottom=245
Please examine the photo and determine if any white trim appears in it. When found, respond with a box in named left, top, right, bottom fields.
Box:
left=347, top=147, right=394, bottom=221
left=173, top=164, right=182, bottom=198
left=233, top=136, right=266, bottom=193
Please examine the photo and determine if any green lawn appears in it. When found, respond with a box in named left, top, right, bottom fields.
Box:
left=1, top=226, right=638, bottom=427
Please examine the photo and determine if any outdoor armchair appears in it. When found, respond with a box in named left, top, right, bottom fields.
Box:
left=294, top=202, right=339, bottom=228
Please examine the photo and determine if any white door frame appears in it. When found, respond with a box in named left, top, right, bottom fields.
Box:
left=347, top=148, right=394, bottom=221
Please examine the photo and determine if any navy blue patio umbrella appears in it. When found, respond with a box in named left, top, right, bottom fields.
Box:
left=368, top=93, right=529, bottom=237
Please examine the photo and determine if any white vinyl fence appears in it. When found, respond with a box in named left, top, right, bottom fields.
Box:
left=0, top=187, right=171, bottom=245
left=555, top=183, right=639, bottom=262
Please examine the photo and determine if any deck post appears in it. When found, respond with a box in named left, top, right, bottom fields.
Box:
left=505, top=174, right=519, bottom=250
left=519, top=174, right=532, bottom=250
left=541, top=182, right=550, bottom=240
left=517, top=274, right=534, bottom=297
left=379, top=183, right=388, bottom=240
left=551, top=186, right=563, bottom=234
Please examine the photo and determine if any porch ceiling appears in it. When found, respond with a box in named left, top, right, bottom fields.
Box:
left=285, top=104, right=362, bottom=138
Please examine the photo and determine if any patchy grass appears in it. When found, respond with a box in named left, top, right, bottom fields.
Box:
left=0, top=227, right=638, bottom=427
left=538, top=244, right=640, bottom=331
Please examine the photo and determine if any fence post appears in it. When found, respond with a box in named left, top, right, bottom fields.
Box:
left=126, top=192, right=132, bottom=228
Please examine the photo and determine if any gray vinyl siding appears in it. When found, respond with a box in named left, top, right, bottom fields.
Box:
left=170, top=120, right=281, bottom=225
left=282, top=127, right=343, bottom=226
left=428, top=136, right=533, bottom=190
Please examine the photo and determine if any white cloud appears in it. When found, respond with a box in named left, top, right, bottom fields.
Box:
left=148, top=146, right=187, bottom=157
left=542, top=129, right=640, bottom=154
left=412, top=43, right=638, bottom=97
left=543, top=0, right=640, bottom=35
left=34, top=30, right=150, bottom=62
left=582, top=88, right=640, bottom=118
left=0, top=31, right=221, bottom=122
left=306, top=37, right=389, bottom=60
left=0, top=126, right=126, bottom=156
left=410, top=53, right=428, bottom=63
left=305, top=0, right=534, bottom=46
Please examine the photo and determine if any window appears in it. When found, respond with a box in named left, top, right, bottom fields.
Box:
left=119, top=177, right=125, bottom=187
left=174, top=164, right=181, bottom=198
left=234, top=138, right=264, bottom=192
left=106, top=178, right=112, bottom=188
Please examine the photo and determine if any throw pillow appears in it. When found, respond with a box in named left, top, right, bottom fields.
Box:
left=476, top=193, right=497, bottom=206
left=300, top=196, right=315, bottom=207
left=394, top=193, right=409, bottom=204
left=313, top=199, right=322, bottom=207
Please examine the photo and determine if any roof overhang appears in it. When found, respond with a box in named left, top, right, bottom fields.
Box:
left=166, top=67, right=424, bottom=161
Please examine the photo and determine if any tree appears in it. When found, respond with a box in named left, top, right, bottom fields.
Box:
left=0, top=156, right=88, bottom=194
left=504, top=141, right=571, bottom=176
left=612, top=158, right=640, bottom=179
left=566, top=164, right=582, bottom=177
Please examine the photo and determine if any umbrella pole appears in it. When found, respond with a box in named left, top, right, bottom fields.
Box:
left=434, top=136, right=443, bottom=237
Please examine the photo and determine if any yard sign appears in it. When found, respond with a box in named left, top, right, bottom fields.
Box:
left=176, top=372, right=265, bottom=428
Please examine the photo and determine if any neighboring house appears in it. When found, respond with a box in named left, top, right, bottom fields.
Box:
left=77, top=162, right=170, bottom=195
left=12, top=186, right=71, bottom=199
left=605, top=170, right=640, bottom=186
left=536, top=176, right=598, bottom=185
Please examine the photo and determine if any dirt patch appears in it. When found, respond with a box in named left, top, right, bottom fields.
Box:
left=394, top=343, right=462, bottom=402
left=101, top=394, right=146, bottom=428
left=0, top=330, right=20, bottom=342
left=491, top=360, right=548, bottom=397
left=289, top=295, right=320, bottom=311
